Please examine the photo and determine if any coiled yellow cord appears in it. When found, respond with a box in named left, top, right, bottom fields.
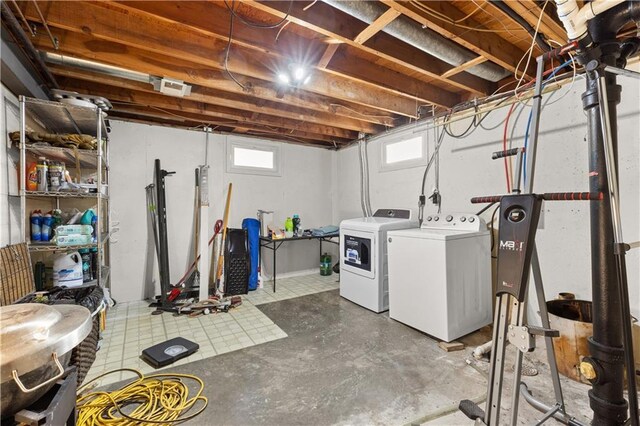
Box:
left=77, top=368, right=208, bottom=425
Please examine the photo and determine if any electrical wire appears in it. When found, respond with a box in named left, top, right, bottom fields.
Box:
left=76, top=369, right=208, bottom=425
left=224, top=8, right=248, bottom=91
left=409, top=0, right=526, bottom=34
left=502, top=103, right=517, bottom=193
left=223, top=0, right=293, bottom=29
left=514, top=0, right=550, bottom=94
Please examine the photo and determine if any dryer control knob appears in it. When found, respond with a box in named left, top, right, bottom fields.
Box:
left=446, top=215, right=453, bottom=222
left=426, top=216, right=432, bottom=221
left=388, top=237, right=392, bottom=243
left=468, top=217, right=475, bottom=223
left=460, top=216, right=466, bottom=222
left=433, top=216, right=440, bottom=221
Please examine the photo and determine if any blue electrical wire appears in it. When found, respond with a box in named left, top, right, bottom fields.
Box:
left=523, top=59, right=574, bottom=186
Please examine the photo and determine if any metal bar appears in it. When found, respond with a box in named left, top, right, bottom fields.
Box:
left=486, top=295, right=510, bottom=425
left=273, top=241, right=277, bottom=293
left=520, top=383, right=587, bottom=425
left=531, top=247, right=566, bottom=411
left=535, top=405, right=562, bottom=425
left=596, top=74, right=639, bottom=426
left=30, top=0, right=58, bottom=49
left=524, top=55, right=546, bottom=193
left=509, top=301, right=527, bottom=425
left=20, top=97, right=26, bottom=243
left=604, top=65, right=640, bottom=80
left=9, top=0, right=35, bottom=36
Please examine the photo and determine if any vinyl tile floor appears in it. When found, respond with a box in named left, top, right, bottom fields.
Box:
left=84, top=273, right=338, bottom=386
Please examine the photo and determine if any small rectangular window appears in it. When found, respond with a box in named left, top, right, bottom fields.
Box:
left=226, top=137, right=281, bottom=176
left=233, top=147, right=274, bottom=169
left=380, top=134, right=427, bottom=171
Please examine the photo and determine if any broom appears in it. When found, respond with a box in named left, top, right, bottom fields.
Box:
left=214, top=183, right=233, bottom=296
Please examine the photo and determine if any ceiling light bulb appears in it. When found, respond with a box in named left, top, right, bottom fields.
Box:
left=303, top=75, right=311, bottom=85
left=293, top=66, right=306, bottom=81
left=277, top=73, right=290, bottom=84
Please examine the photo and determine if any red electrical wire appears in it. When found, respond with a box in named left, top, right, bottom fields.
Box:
left=503, top=103, right=517, bottom=193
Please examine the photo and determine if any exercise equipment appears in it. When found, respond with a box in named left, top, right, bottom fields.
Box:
left=224, top=228, right=250, bottom=296
left=141, top=337, right=199, bottom=368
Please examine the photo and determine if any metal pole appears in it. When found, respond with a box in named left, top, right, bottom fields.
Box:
left=582, top=58, right=627, bottom=425
left=595, top=73, right=638, bottom=426
left=19, top=97, right=26, bottom=243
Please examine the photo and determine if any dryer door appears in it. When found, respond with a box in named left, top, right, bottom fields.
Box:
left=340, top=228, right=375, bottom=279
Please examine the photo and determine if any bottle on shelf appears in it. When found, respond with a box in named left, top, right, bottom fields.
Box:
left=30, top=210, right=43, bottom=242
left=79, top=249, right=92, bottom=283
left=26, top=162, right=38, bottom=191
left=48, top=162, right=64, bottom=191
left=41, top=211, right=54, bottom=242
left=36, top=157, right=48, bottom=192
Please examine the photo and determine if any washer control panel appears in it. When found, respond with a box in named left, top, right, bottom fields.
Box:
left=422, top=213, right=485, bottom=231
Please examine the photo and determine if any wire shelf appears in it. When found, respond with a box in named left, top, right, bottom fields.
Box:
left=23, top=144, right=105, bottom=169
left=25, top=190, right=106, bottom=199
left=24, top=97, right=108, bottom=137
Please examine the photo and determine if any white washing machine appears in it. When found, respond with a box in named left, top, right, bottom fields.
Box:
left=340, top=209, right=418, bottom=313
left=387, top=213, right=491, bottom=342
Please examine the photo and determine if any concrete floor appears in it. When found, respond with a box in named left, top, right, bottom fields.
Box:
left=153, top=289, right=595, bottom=425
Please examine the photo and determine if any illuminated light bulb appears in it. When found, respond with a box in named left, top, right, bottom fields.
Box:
left=293, top=66, right=306, bottom=81
left=303, top=75, right=311, bottom=85
left=277, top=73, right=290, bottom=84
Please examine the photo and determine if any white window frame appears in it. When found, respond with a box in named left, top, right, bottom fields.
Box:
left=379, top=133, right=427, bottom=172
left=226, top=137, right=282, bottom=177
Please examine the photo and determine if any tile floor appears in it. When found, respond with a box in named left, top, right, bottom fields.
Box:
left=84, top=273, right=339, bottom=386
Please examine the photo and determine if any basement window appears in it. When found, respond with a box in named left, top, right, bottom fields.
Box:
left=380, top=135, right=427, bottom=171
left=226, top=138, right=282, bottom=176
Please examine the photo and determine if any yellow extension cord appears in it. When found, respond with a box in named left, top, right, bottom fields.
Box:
left=76, top=369, right=208, bottom=425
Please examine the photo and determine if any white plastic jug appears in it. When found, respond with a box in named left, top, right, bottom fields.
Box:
left=53, top=251, right=83, bottom=287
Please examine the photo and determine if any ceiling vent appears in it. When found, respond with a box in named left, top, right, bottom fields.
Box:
left=151, top=77, right=192, bottom=97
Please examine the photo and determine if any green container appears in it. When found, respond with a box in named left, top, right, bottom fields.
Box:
left=320, top=253, right=332, bottom=276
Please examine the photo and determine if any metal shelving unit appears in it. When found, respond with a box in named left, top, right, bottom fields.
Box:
left=19, top=96, right=111, bottom=289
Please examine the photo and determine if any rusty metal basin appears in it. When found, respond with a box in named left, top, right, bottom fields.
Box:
left=547, top=299, right=593, bottom=384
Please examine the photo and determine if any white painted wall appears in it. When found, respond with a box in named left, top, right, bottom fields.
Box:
left=0, top=84, right=22, bottom=247
left=336, top=76, right=640, bottom=318
left=108, top=121, right=337, bottom=302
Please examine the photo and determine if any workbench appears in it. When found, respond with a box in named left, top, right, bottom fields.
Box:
left=259, top=233, right=339, bottom=292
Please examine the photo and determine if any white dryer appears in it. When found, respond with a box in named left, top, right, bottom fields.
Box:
left=340, top=209, right=418, bottom=313
left=387, top=213, right=491, bottom=342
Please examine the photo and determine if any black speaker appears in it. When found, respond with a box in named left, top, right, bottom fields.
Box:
left=224, top=228, right=249, bottom=295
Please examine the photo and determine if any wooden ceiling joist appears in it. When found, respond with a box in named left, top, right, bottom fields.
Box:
left=58, top=77, right=357, bottom=140
left=380, top=0, right=536, bottom=80
left=247, top=0, right=495, bottom=96
left=353, top=8, right=401, bottom=45
left=21, top=0, right=419, bottom=118
left=47, top=64, right=381, bottom=135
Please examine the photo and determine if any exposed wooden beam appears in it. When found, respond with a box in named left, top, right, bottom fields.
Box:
left=441, top=56, right=488, bottom=79
left=247, top=0, right=494, bottom=95
left=507, top=0, right=567, bottom=44
left=48, top=64, right=383, bottom=134
left=353, top=8, right=401, bottom=45
left=380, top=0, right=535, bottom=80
left=317, top=44, right=341, bottom=70
left=58, top=77, right=358, bottom=140
left=326, top=49, right=461, bottom=108
left=111, top=112, right=336, bottom=148
left=22, top=1, right=419, bottom=117
left=32, top=30, right=398, bottom=128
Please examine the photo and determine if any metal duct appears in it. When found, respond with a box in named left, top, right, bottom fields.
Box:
left=42, top=52, right=151, bottom=84
left=322, top=0, right=510, bottom=82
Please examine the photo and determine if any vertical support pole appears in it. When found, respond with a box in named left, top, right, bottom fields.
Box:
left=19, top=97, right=26, bottom=243
left=582, top=56, right=627, bottom=425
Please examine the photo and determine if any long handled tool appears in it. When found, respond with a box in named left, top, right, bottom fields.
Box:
left=183, top=168, right=200, bottom=289
left=215, top=183, right=233, bottom=296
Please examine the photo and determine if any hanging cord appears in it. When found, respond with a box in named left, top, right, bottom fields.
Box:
left=418, top=113, right=451, bottom=225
